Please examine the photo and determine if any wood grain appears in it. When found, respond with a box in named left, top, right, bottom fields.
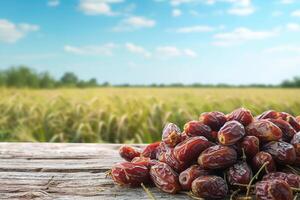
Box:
left=0, top=143, right=190, bottom=199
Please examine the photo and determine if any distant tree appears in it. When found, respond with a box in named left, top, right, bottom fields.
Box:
left=5, top=66, right=39, bottom=88
left=60, top=72, right=78, bottom=86
left=39, top=72, right=56, bottom=88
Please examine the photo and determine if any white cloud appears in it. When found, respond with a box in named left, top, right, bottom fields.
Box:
left=280, top=0, right=294, bottom=4
left=64, top=43, right=117, bottom=56
left=0, top=19, right=39, bottom=43
left=291, top=10, right=300, bottom=17
left=113, top=16, right=156, bottom=31
left=228, top=6, right=255, bottom=16
left=125, top=43, right=151, bottom=57
left=176, top=25, right=215, bottom=33
left=172, top=9, right=182, bottom=17
left=156, top=46, right=197, bottom=57
left=170, top=0, right=196, bottom=6
left=213, top=27, right=278, bottom=46
left=286, top=23, right=300, bottom=31
left=48, top=0, right=60, bottom=7
left=264, top=45, right=300, bottom=53
left=78, top=0, right=123, bottom=16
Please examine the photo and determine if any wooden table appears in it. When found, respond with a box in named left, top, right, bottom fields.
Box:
left=0, top=143, right=190, bottom=200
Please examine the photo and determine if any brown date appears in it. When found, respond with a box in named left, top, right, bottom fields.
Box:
left=179, top=165, right=211, bottom=190
left=150, top=162, right=181, bottom=194
left=246, top=120, right=282, bottom=142
left=296, top=116, right=300, bottom=123
left=158, top=148, right=186, bottom=172
left=257, top=110, right=279, bottom=120
left=141, top=141, right=160, bottom=159
left=131, top=157, right=159, bottom=169
left=267, top=119, right=296, bottom=142
left=174, top=136, right=214, bottom=165
left=227, top=161, right=253, bottom=185
left=262, top=172, right=300, bottom=188
left=238, top=135, right=259, bottom=159
left=252, top=151, right=276, bottom=173
left=183, top=121, right=212, bottom=140
left=226, top=107, right=253, bottom=126
left=162, top=123, right=181, bottom=147
left=191, top=175, right=228, bottom=199
left=111, top=162, right=150, bottom=186
left=198, top=145, right=237, bottom=169
left=290, top=132, right=300, bottom=155
left=218, top=121, right=245, bottom=145
left=263, top=141, right=296, bottom=165
left=119, top=145, right=141, bottom=161
left=199, top=111, right=227, bottom=131
left=255, top=180, right=293, bottom=200
left=278, top=112, right=300, bottom=132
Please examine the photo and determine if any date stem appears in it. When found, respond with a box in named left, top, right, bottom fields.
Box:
left=230, top=189, right=240, bottom=200
left=286, top=165, right=300, bottom=175
left=246, top=162, right=269, bottom=197
left=141, top=183, right=156, bottom=200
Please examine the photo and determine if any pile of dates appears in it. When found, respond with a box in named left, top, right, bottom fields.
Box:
left=110, top=108, right=300, bottom=200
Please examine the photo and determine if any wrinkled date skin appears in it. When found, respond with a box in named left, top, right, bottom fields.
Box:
left=131, top=157, right=159, bottom=169
left=268, top=119, right=296, bottom=142
left=179, top=165, right=211, bottom=190
left=158, top=148, right=187, bottom=172
left=246, top=120, right=282, bottom=142
left=257, top=110, right=279, bottom=120
left=218, top=121, right=245, bottom=145
left=278, top=112, right=300, bottom=132
left=111, top=162, right=150, bottom=186
left=227, top=161, right=253, bottom=185
left=238, top=136, right=260, bottom=159
left=290, top=132, right=300, bottom=155
left=262, top=172, right=300, bottom=188
left=198, top=145, right=237, bottom=169
left=119, top=145, right=141, bottom=161
left=199, top=111, right=227, bottom=131
left=174, top=136, right=214, bottom=165
left=263, top=141, right=296, bottom=165
left=141, top=141, right=160, bottom=159
left=191, top=176, right=228, bottom=199
left=296, top=116, right=300, bottom=123
left=183, top=121, right=212, bottom=140
left=255, top=180, right=293, bottom=200
left=226, top=107, right=254, bottom=126
left=252, top=151, right=276, bottom=173
left=150, top=162, right=181, bottom=194
left=162, top=123, right=181, bottom=147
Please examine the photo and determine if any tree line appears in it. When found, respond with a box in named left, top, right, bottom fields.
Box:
left=0, top=66, right=299, bottom=88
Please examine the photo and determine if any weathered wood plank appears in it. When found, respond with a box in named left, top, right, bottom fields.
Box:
left=0, top=143, right=190, bottom=200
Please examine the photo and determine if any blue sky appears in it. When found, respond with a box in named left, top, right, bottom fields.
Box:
left=0, top=0, right=300, bottom=84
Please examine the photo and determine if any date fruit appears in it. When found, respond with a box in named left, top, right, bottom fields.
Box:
left=227, top=161, right=253, bottom=185
left=183, top=121, right=212, bottom=140
left=191, top=175, right=228, bottom=199
left=262, top=172, right=300, bottom=188
left=267, top=119, right=296, bottom=142
left=238, top=136, right=259, bottom=159
left=218, top=121, right=245, bottom=145
left=162, top=123, right=181, bottom=147
left=179, top=165, right=211, bottom=190
left=119, top=145, right=141, bottom=161
left=255, top=180, right=293, bottom=200
left=226, top=107, right=253, bottom=126
left=158, top=148, right=186, bottom=172
left=131, top=157, right=159, bottom=169
left=198, top=145, right=237, bottom=169
left=150, top=162, right=181, bottom=194
left=141, top=141, right=160, bottom=159
left=290, top=132, right=300, bottom=155
left=246, top=120, right=282, bottom=142
left=263, top=141, right=296, bottom=165
left=174, top=136, right=213, bottom=165
left=257, top=110, right=279, bottom=120
left=199, top=111, right=227, bottom=131
left=252, top=151, right=276, bottom=173
left=111, top=162, right=150, bottom=186
left=278, top=112, right=300, bottom=132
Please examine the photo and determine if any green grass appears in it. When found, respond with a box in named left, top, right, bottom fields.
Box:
left=0, top=87, right=300, bottom=143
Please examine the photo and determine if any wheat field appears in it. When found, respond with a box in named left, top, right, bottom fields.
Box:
left=0, top=88, right=299, bottom=143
